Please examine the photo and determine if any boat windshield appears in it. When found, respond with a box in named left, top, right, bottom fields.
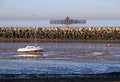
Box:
left=26, top=46, right=35, bottom=49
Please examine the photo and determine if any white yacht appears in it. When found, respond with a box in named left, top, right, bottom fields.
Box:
left=17, top=46, right=43, bottom=52
left=17, top=15, right=43, bottom=52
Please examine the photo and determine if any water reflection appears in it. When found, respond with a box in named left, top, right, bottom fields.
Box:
left=17, top=51, right=43, bottom=57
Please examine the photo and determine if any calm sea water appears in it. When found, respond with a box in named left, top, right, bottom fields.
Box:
left=0, top=19, right=120, bottom=27
left=0, top=42, right=120, bottom=74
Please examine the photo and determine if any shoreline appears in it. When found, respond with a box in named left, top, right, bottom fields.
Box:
left=0, top=38, right=120, bottom=43
left=0, top=73, right=120, bottom=82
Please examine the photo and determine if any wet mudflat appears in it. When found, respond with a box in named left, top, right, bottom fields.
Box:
left=0, top=42, right=120, bottom=81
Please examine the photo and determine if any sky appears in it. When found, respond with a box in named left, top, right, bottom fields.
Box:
left=0, top=0, right=120, bottom=20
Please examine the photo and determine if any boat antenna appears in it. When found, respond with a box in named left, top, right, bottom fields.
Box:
left=33, top=14, right=37, bottom=46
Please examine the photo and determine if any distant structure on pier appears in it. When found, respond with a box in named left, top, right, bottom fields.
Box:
left=50, top=16, right=86, bottom=27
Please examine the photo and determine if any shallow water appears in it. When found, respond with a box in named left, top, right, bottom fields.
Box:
left=0, top=42, right=120, bottom=74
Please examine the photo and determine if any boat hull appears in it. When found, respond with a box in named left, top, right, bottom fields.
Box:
left=17, top=46, right=43, bottom=52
